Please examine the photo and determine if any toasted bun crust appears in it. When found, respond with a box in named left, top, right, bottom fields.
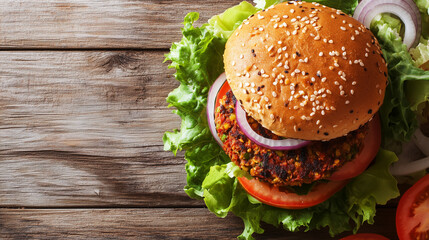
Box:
left=224, top=1, right=387, bottom=141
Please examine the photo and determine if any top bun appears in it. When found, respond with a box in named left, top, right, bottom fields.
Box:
left=224, top=1, right=387, bottom=141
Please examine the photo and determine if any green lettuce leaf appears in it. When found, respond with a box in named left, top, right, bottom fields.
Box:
left=410, top=38, right=429, bottom=69
left=163, top=12, right=230, bottom=198
left=202, top=150, right=399, bottom=240
left=208, top=1, right=258, bottom=39
left=370, top=16, right=429, bottom=147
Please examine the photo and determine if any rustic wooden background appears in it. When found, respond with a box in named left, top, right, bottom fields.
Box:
left=0, top=0, right=401, bottom=239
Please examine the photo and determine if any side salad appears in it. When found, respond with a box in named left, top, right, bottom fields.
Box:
left=163, top=0, right=429, bottom=239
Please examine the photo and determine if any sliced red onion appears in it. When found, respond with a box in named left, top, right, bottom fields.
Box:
left=353, top=0, right=421, bottom=49
left=235, top=102, right=310, bottom=150
left=390, top=129, right=429, bottom=176
left=207, top=73, right=227, bottom=147
left=413, top=128, right=429, bottom=156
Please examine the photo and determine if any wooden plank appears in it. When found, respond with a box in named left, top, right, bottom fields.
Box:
left=0, top=50, right=200, bottom=207
left=0, top=50, right=177, bottom=157
left=0, top=208, right=398, bottom=240
left=0, top=0, right=242, bottom=49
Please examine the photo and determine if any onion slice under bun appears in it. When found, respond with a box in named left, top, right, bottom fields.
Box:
left=235, top=102, right=310, bottom=150
left=207, top=73, right=227, bottom=147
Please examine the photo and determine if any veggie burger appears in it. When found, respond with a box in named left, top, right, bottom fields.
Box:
left=208, top=1, right=387, bottom=208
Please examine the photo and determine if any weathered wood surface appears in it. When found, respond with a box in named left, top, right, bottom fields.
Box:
left=0, top=0, right=241, bottom=49
left=0, top=51, right=206, bottom=207
left=0, top=208, right=399, bottom=240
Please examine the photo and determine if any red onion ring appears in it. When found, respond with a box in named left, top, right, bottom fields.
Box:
left=235, top=101, right=311, bottom=150
left=207, top=73, right=227, bottom=147
left=353, top=0, right=421, bottom=49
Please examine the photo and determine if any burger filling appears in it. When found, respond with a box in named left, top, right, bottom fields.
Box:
left=215, top=90, right=368, bottom=186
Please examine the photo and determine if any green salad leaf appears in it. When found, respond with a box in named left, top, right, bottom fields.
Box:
left=164, top=12, right=229, bottom=199
left=370, top=13, right=429, bottom=147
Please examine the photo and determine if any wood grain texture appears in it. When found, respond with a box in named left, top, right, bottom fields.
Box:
left=0, top=208, right=399, bottom=240
left=0, top=0, right=241, bottom=49
left=0, top=50, right=204, bottom=207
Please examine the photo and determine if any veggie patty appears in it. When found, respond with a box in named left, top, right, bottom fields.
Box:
left=215, top=90, right=368, bottom=186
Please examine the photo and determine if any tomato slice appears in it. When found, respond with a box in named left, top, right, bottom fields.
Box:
left=396, top=174, right=429, bottom=240
left=238, top=177, right=348, bottom=209
left=215, top=80, right=231, bottom=110
left=340, top=233, right=390, bottom=240
left=329, top=114, right=381, bottom=181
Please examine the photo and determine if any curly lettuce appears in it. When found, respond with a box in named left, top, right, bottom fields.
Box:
left=371, top=11, right=429, bottom=148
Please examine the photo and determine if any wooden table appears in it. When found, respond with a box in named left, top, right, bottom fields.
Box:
left=0, top=0, right=400, bottom=239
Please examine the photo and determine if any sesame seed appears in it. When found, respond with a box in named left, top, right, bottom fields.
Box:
left=334, top=62, right=339, bottom=67
left=251, top=88, right=256, bottom=93
left=334, top=81, right=339, bottom=85
left=240, top=54, right=244, bottom=59
left=350, top=90, right=354, bottom=95
left=351, top=36, right=355, bottom=40
left=345, top=100, right=350, bottom=104
left=258, top=14, right=264, bottom=19
left=340, top=90, right=345, bottom=96
left=259, top=27, right=264, bottom=31
left=311, top=77, right=316, bottom=82
left=232, top=61, right=235, bottom=66
left=319, top=52, right=323, bottom=56
left=352, top=81, right=357, bottom=85
left=340, top=26, right=346, bottom=31
left=267, top=45, right=274, bottom=51
left=270, top=114, right=275, bottom=119
left=272, top=92, right=277, bottom=97
left=290, top=116, right=295, bottom=120
left=314, top=35, right=320, bottom=40
left=290, top=9, right=295, bottom=13
left=321, top=77, right=327, bottom=82
left=316, top=120, right=320, bottom=125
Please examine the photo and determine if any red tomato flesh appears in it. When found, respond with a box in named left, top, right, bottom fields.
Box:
left=329, top=114, right=381, bottom=181
left=396, top=174, right=429, bottom=240
left=340, top=233, right=390, bottom=240
left=238, top=177, right=348, bottom=209
left=215, top=80, right=230, bottom=110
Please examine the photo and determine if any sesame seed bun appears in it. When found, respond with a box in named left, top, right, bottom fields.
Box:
left=223, top=1, right=387, bottom=141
